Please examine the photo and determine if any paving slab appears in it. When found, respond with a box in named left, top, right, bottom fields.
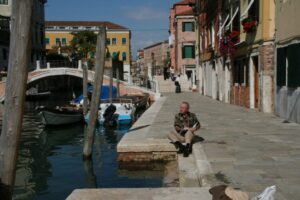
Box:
left=67, top=187, right=211, bottom=200
left=161, top=92, right=300, bottom=200
left=116, top=92, right=300, bottom=199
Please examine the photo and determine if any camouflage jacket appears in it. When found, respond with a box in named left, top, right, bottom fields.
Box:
left=174, top=112, right=200, bottom=131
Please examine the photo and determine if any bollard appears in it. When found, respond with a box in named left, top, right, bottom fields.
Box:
left=47, top=62, right=50, bottom=69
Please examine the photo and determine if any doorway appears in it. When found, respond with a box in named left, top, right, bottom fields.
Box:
left=252, top=56, right=259, bottom=108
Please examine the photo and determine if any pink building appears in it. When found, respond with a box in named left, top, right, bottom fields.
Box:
left=169, top=0, right=197, bottom=89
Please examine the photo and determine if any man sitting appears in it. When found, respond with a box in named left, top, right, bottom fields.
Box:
left=168, top=102, right=201, bottom=157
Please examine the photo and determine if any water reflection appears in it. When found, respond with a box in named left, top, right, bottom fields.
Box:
left=9, top=113, right=176, bottom=200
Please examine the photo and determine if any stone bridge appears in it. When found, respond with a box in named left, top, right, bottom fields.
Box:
left=0, top=67, right=160, bottom=102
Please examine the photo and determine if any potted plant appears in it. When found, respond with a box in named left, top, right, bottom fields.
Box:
left=220, top=35, right=235, bottom=56
left=242, top=17, right=258, bottom=33
left=229, top=30, right=240, bottom=43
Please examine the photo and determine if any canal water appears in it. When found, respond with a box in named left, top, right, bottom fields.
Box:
left=0, top=98, right=178, bottom=200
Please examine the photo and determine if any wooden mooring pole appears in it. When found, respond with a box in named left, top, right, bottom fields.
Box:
left=109, top=64, right=113, bottom=103
left=83, top=27, right=106, bottom=159
left=83, top=63, right=88, bottom=115
left=0, top=0, right=33, bottom=199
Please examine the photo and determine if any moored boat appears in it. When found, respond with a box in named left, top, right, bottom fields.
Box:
left=84, top=99, right=136, bottom=126
left=26, top=91, right=51, bottom=101
left=38, top=107, right=83, bottom=126
left=120, top=93, right=150, bottom=110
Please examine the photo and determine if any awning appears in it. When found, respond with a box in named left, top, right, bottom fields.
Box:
left=240, top=0, right=255, bottom=21
left=225, top=7, right=240, bottom=30
left=217, top=14, right=230, bottom=36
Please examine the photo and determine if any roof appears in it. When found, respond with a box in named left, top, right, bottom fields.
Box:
left=176, top=9, right=194, bottom=16
left=45, top=21, right=129, bottom=30
left=144, top=40, right=168, bottom=50
left=174, top=0, right=195, bottom=6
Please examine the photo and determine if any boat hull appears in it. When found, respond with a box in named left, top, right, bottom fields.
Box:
left=40, top=110, right=83, bottom=126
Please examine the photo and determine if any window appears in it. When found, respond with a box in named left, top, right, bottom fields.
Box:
left=45, top=38, right=50, bottom=45
left=233, top=58, right=249, bottom=85
left=122, top=38, right=127, bottom=45
left=55, top=38, right=61, bottom=46
left=72, top=26, right=79, bottom=30
left=106, top=38, right=111, bottom=45
left=2, top=48, right=7, bottom=60
left=248, top=0, right=260, bottom=21
left=182, top=45, right=195, bottom=59
left=0, top=0, right=8, bottom=5
left=232, top=2, right=241, bottom=32
left=112, top=52, right=118, bottom=60
left=182, top=22, right=195, bottom=32
left=59, top=26, right=65, bottom=30
left=112, top=38, right=117, bottom=45
left=62, top=38, right=67, bottom=45
left=277, top=44, right=300, bottom=88
left=122, top=52, right=127, bottom=61
left=287, top=44, right=300, bottom=88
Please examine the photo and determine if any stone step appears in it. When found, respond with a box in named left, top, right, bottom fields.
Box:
left=67, top=188, right=212, bottom=200
left=178, top=154, right=201, bottom=187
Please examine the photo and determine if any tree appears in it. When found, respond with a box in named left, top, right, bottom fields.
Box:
left=69, top=31, right=97, bottom=61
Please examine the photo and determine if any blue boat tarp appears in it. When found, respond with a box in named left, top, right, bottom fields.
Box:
left=74, top=85, right=117, bottom=104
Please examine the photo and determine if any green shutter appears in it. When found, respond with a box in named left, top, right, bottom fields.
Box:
left=276, top=48, right=286, bottom=87
left=182, top=46, right=195, bottom=59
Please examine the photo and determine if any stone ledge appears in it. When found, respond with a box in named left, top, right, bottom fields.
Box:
left=67, top=187, right=212, bottom=200
left=117, top=97, right=177, bottom=161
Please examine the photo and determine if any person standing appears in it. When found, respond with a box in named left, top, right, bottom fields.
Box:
left=168, top=102, right=201, bottom=157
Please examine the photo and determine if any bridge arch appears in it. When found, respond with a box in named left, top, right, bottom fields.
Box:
left=27, top=68, right=95, bottom=85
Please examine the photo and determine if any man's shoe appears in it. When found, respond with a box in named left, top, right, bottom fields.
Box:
left=183, top=143, right=191, bottom=157
left=174, top=141, right=184, bottom=154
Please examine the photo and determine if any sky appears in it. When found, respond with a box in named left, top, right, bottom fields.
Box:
left=45, top=0, right=179, bottom=59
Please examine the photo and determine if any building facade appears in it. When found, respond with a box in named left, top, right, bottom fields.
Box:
left=170, top=0, right=198, bottom=91
left=143, top=40, right=169, bottom=79
left=275, top=0, right=300, bottom=123
left=197, top=0, right=275, bottom=113
left=0, top=0, right=47, bottom=70
left=45, top=21, right=131, bottom=80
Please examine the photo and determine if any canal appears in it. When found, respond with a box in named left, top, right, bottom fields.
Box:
left=0, top=96, right=178, bottom=200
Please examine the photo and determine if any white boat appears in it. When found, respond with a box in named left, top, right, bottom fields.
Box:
left=38, top=107, right=83, bottom=126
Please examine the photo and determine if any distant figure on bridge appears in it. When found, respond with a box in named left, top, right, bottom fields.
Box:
left=168, top=102, right=200, bottom=157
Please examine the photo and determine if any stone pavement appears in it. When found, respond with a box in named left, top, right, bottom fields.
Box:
left=162, top=92, right=300, bottom=200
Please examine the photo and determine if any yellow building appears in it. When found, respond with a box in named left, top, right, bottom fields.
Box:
left=45, top=21, right=131, bottom=77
